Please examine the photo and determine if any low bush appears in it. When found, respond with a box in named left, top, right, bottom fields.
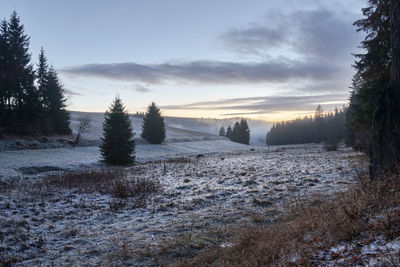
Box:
left=42, top=168, right=161, bottom=198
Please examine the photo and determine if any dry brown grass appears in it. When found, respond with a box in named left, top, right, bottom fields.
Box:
left=43, top=168, right=162, bottom=198
left=3, top=168, right=162, bottom=200
left=171, top=169, right=400, bottom=266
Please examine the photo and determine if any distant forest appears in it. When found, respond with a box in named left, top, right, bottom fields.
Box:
left=0, top=12, right=70, bottom=135
left=266, top=105, right=346, bottom=146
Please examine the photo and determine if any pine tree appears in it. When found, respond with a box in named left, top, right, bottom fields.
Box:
left=45, top=67, right=71, bottom=134
left=370, top=0, right=400, bottom=179
left=141, top=102, right=166, bottom=144
left=346, top=0, right=390, bottom=152
left=238, top=119, right=250, bottom=145
left=314, top=105, right=325, bottom=143
left=100, top=97, right=135, bottom=165
left=5, top=11, right=37, bottom=131
left=219, top=126, right=225, bottom=136
left=232, top=122, right=240, bottom=142
left=226, top=125, right=233, bottom=140
left=0, top=19, right=9, bottom=126
left=36, top=48, right=48, bottom=108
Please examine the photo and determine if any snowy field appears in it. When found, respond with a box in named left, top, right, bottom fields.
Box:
left=0, top=144, right=363, bottom=265
left=0, top=139, right=254, bottom=183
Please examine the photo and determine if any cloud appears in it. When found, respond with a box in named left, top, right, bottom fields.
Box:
left=65, top=89, right=83, bottom=96
left=220, top=9, right=361, bottom=62
left=161, top=94, right=347, bottom=116
left=62, top=59, right=341, bottom=86
left=133, top=84, right=152, bottom=93
left=60, top=7, right=360, bottom=96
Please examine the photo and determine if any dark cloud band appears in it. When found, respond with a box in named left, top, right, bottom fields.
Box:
left=62, top=60, right=341, bottom=85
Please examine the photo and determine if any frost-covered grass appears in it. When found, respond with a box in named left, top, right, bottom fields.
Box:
left=0, top=139, right=251, bottom=183
left=0, top=144, right=364, bottom=266
left=177, top=167, right=400, bottom=266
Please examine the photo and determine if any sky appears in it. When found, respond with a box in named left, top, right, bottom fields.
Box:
left=0, top=0, right=367, bottom=121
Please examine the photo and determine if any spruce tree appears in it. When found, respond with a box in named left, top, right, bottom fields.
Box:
left=45, top=67, right=71, bottom=134
left=100, top=97, right=135, bottom=165
left=6, top=11, right=37, bottom=131
left=0, top=19, right=9, bottom=126
left=232, top=122, right=240, bottom=142
left=346, top=0, right=390, bottom=152
left=36, top=48, right=48, bottom=108
left=370, top=0, right=400, bottom=179
left=219, top=126, right=225, bottom=136
left=141, top=102, right=166, bottom=144
left=226, top=125, right=233, bottom=140
left=238, top=119, right=250, bottom=145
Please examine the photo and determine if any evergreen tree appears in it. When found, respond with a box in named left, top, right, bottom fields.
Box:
left=45, top=67, right=71, bottom=134
left=370, top=0, right=400, bottom=178
left=219, top=126, right=225, bottom=136
left=0, top=19, right=9, bottom=126
left=238, top=119, right=250, bottom=145
left=4, top=11, right=37, bottom=131
left=226, top=125, right=233, bottom=140
left=346, top=0, right=390, bottom=152
left=232, top=122, right=240, bottom=142
left=141, top=102, right=166, bottom=144
left=100, top=97, right=135, bottom=165
left=314, top=105, right=325, bottom=143
left=36, top=47, right=48, bottom=108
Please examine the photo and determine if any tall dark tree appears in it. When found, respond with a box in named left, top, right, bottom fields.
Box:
left=36, top=47, right=48, bottom=107
left=219, top=126, right=226, bottom=136
left=45, top=67, right=71, bottom=134
left=370, top=0, right=400, bottom=179
left=314, top=105, right=325, bottom=143
left=1, top=11, right=37, bottom=132
left=226, top=125, right=233, bottom=140
left=238, top=119, right=250, bottom=145
left=346, top=0, right=390, bottom=152
left=141, top=102, right=166, bottom=144
left=100, top=97, right=135, bottom=165
left=232, top=122, right=240, bottom=142
left=0, top=19, right=10, bottom=127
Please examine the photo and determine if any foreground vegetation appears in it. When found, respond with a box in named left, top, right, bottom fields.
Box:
left=174, top=169, right=400, bottom=266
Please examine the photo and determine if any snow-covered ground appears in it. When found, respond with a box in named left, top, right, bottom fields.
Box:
left=0, top=144, right=364, bottom=265
left=0, top=139, right=256, bottom=183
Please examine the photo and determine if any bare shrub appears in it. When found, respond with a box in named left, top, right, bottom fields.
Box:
left=74, top=114, right=91, bottom=145
left=40, top=168, right=161, bottom=198
left=166, top=157, right=193, bottom=164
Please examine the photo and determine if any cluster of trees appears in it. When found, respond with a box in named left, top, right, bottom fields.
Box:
left=100, top=100, right=166, bottom=165
left=0, top=12, right=70, bottom=135
left=219, top=119, right=250, bottom=145
left=266, top=105, right=346, bottom=146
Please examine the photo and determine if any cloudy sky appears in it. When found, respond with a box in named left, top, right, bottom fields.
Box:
left=0, top=0, right=366, bottom=121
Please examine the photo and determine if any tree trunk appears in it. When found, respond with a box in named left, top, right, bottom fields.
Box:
left=370, top=0, right=400, bottom=179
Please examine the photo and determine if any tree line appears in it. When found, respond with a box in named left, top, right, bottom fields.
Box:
left=0, top=12, right=70, bottom=135
left=219, top=119, right=250, bottom=145
left=266, top=105, right=346, bottom=147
